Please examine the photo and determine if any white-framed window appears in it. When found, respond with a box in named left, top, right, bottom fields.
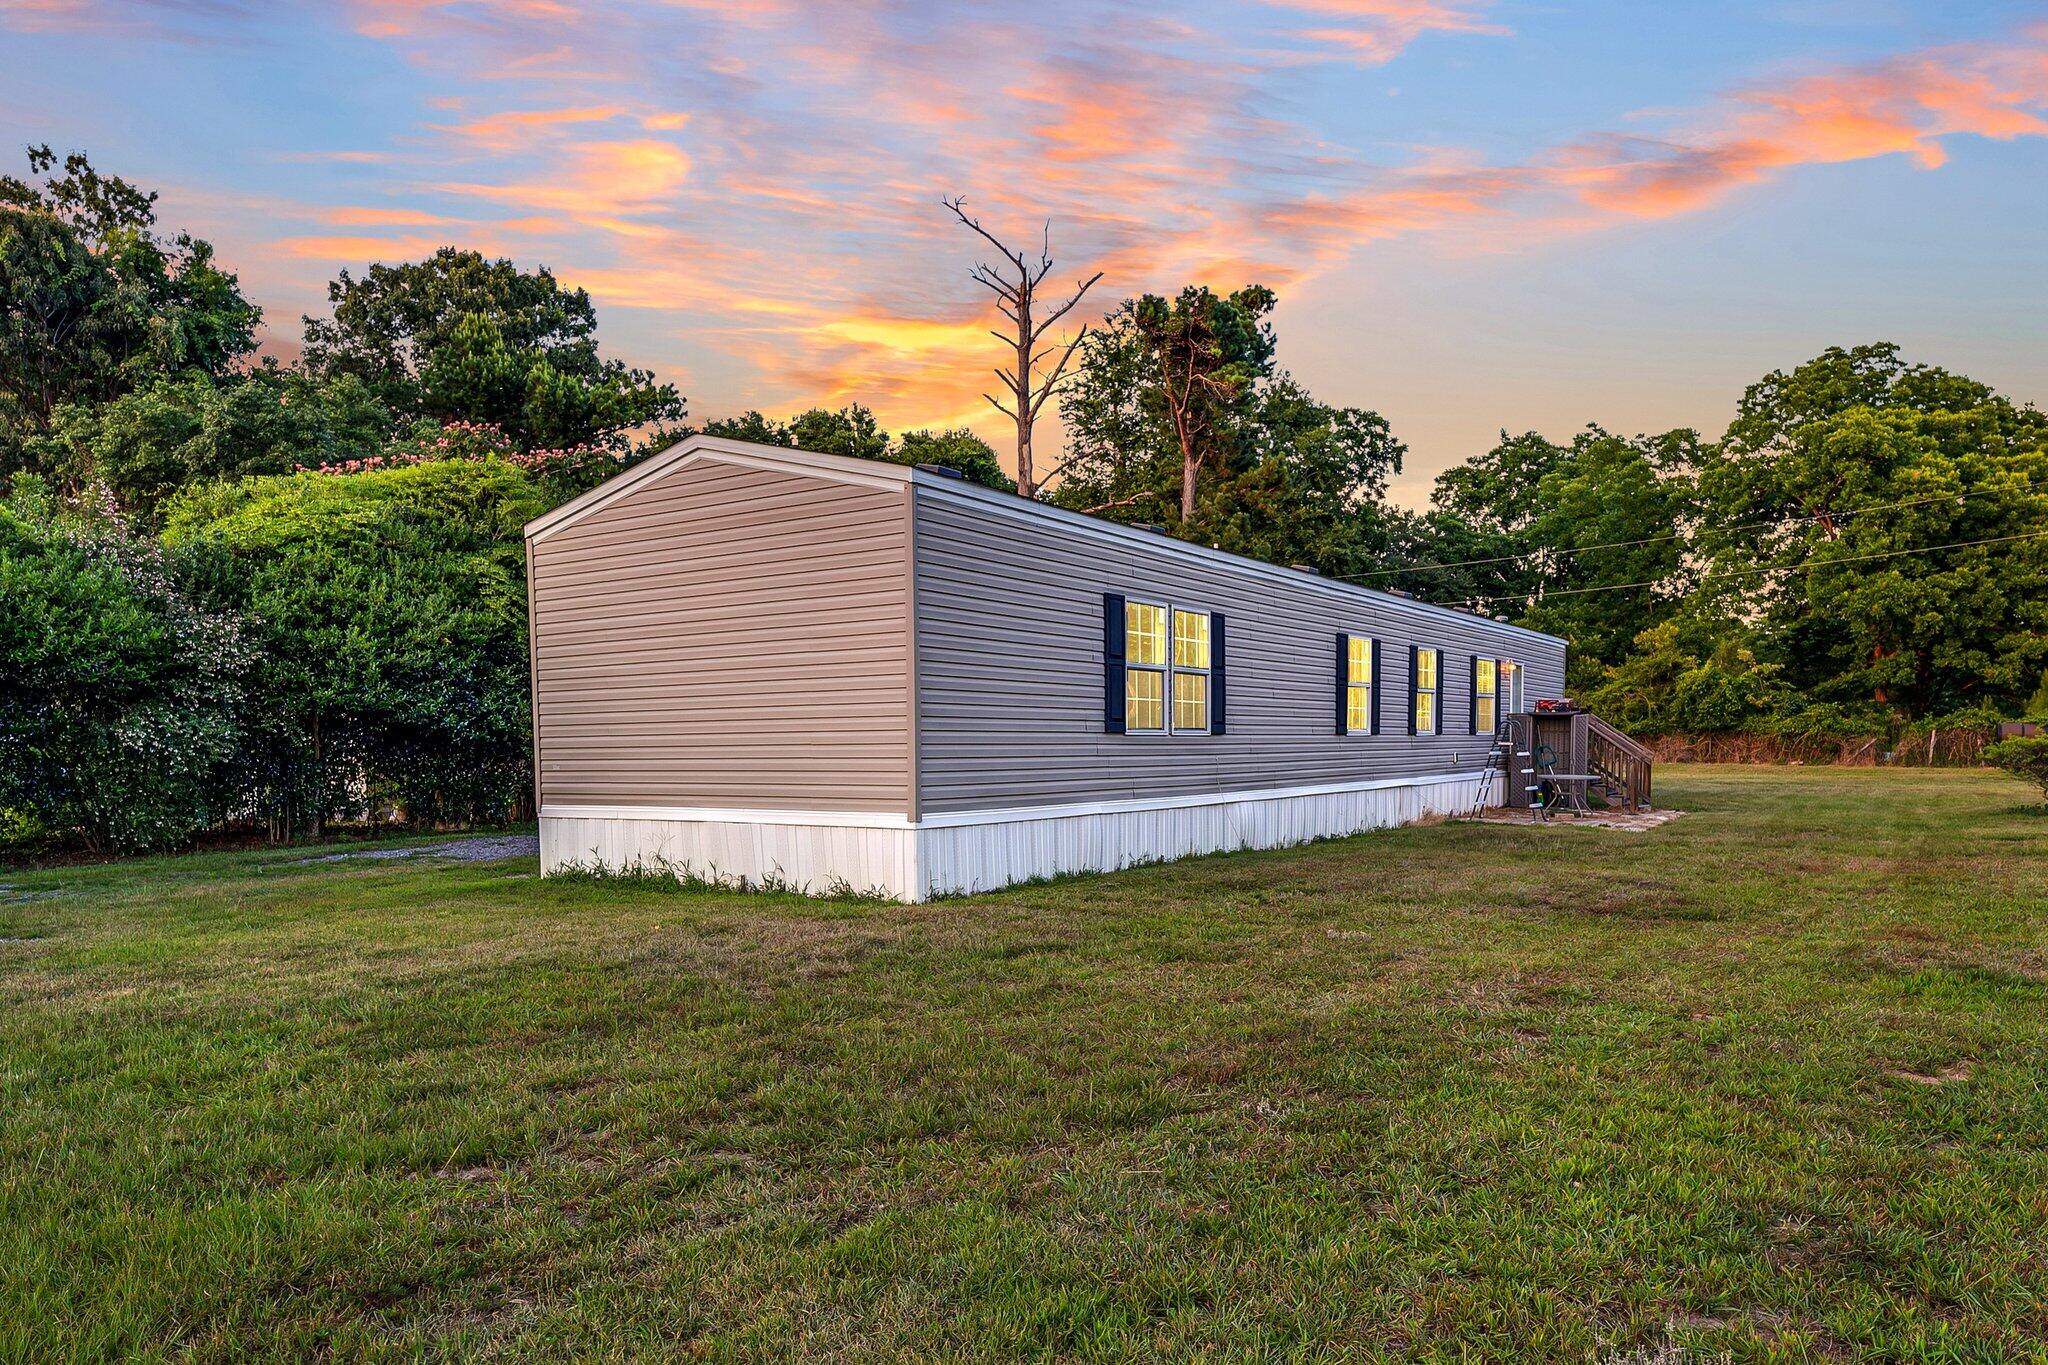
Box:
left=1413, top=646, right=1440, bottom=736
left=1124, top=600, right=1212, bottom=735
left=1500, top=658, right=1524, bottom=715
left=1345, top=635, right=1374, bottom=734
left=1474, top=657, right=1497, bottom=734
left=1172, top=608, right=1211, bottom=733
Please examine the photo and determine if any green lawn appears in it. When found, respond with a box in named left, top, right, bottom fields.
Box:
left=3, top=767, right=2045, bottom=1362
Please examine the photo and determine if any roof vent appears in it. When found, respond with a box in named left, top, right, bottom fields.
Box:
left=914, top=462, right=965, bottom=479
left=1133, top=522, right=1169, bottom=534
left=1495, top=614, right=1511, bottom=622
left=1384, top=588, right=1414, bottom=599
left=1291, top=564, right=1320, bottom=575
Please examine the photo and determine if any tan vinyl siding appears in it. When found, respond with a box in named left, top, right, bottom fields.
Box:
left=529, top=456, right=913, bottom=813
left=912, top=484, right=1567, bottom=814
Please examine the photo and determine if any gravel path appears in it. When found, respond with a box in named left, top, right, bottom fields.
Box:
left=292, top=835, right=539, bottom=865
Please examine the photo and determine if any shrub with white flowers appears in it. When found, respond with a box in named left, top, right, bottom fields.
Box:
left=0, top=481, right=253, bottom=852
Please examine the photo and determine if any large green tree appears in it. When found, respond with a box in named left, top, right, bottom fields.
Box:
left=0, top=146, right=260, bottom=472
left=1696, top=349, right=2048, bottom=717
left=32, top=363, right=390, bottom=523
left=1137, top=285, right=1277, bottom=523
left=1431, top=429, right=1576, bottom=536
left=1053, top=288, right=1401, bottom=575
left=301, top=248, right=683, bottom=450
left=1412, top=426, right=1696, bottom=665
left=1520, top=428, right=1698, bottom=667
left=1200, top=376, right=1406, bottom=577
left=892, top=427, right=1017, bottom=492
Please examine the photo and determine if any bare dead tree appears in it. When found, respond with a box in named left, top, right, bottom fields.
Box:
left=942, top=197, right=1102, bottom=499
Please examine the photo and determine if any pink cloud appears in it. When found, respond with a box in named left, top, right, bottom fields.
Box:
left=1271, top=0, right=1507, bottom=63
left=68, top=0, right=2048, bottom=466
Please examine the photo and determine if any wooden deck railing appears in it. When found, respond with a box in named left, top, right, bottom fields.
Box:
left=1587, top=713, right=1653, bottom=810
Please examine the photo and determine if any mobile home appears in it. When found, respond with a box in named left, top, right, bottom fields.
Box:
left=524, top=435, right=1566, bottom=899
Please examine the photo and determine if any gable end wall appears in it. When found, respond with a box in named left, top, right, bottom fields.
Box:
left=528, top=455, right=914, bottom=815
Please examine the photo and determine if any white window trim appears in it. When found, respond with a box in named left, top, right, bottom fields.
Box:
left=1344, top=633, right=1374, bottom=737
left=1500, top=658, right=1525, bottom=715
left=1414, top=646, right=1440, bottom=736
left=1123, top=598, right=1213, bottom=738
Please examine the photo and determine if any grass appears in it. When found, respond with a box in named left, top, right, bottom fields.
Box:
left=2, top=765, right=2045, bottom=1362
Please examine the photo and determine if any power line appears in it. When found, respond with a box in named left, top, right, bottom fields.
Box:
left=1341, top=477, right=2048, bottom=584
left=1433, top=527, right=2048, bottom=608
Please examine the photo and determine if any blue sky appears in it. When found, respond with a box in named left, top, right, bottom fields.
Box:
left=3, top=0, right=2046, bottom=501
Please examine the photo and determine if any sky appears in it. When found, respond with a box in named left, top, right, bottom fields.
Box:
left=4, top=0, right=2047, bottom=505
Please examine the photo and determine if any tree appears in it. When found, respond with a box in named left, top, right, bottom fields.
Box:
left=1431, top=429, right=1575, bottom=535
left=1373, top=507, right=1532, bottom=609
left=785, top=404, right=890, bottom=461
left=1409, top=425, right=1695, bottom=660
left=942, top=198, right=1101, bottom=498
left=1053, top=287, right=1399, bottom=576
left=1200, top=376, right=1404, bottom=576
left=34, top=364, right=390, bottom=524
left=1520, top=428, right=1696, bottom=666
left=0, top=145, right=259, bottom=471
left=698, top=406, right=1016, bottom=491
left=1721, top=342, right=1996, bottom=461
left=0, top=480, right=250, bottom=852
left=164, top=459, right=545, bottom=835
left=1053, top=286, right=1280, bottom=525
left=1403, top=429, right=1579, bottom=614
left=695, top=410, right=789, bottom=447
left=301, top=248, right=682, bottom=450
left=1132, top=285, right=1277, bottom=523
left=1695, top=347, right=2048, bottom=717
left=893, top=428, right=1016, bottom=492
left=1984, top=736, right=2048, bottom=803
left=1580, top=620, right=1793, bottom=736
left=1049, top=310, right=1182, bottom=524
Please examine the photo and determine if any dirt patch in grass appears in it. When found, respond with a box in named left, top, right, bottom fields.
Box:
left=1886, top=1059, right=1976, bottom=1086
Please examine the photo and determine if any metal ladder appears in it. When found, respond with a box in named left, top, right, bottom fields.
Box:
left=1490, top=716, right=1549, bottom=819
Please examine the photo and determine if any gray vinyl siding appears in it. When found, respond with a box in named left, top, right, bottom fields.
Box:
left=913, top=483, right=1566, bottom=814
left=528, top=455, right=914, bottom=813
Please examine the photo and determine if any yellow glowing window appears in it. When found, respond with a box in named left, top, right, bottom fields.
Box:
left=1475, top=657, right=1497, bottom=734
left=1173, top=610, right=1210, bottom=669
left=1414, top=647, right=1439, bottom=736
left=1126, top=666, right=1164, bottom=732
left=1345, top=635, right=1373, bottom=734
left=1126, top=602, right=1166, bottom=666
left=1121, top=600, right=1210, bottom=735
left=1173, top=672, right=1208, bottom=732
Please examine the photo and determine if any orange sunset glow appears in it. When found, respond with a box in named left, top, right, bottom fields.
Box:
left=5, top=1, right=2046, bottom=497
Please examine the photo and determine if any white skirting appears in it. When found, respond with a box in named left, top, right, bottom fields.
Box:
left=541, top=770, right=1501, bottom=902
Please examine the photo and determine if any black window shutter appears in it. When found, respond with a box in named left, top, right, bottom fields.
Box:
left=1334, top=633, right=1349, bottom=735
left=1469, top=652, right=1481, bottom=734
left=1102, top=594, right=1126, bottom=733
left=1211, top=612, right=1227, bottom=735
left=1408, top=644, right=1421, bottom=735
left=1371, top=638, right=1383, bottom=736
